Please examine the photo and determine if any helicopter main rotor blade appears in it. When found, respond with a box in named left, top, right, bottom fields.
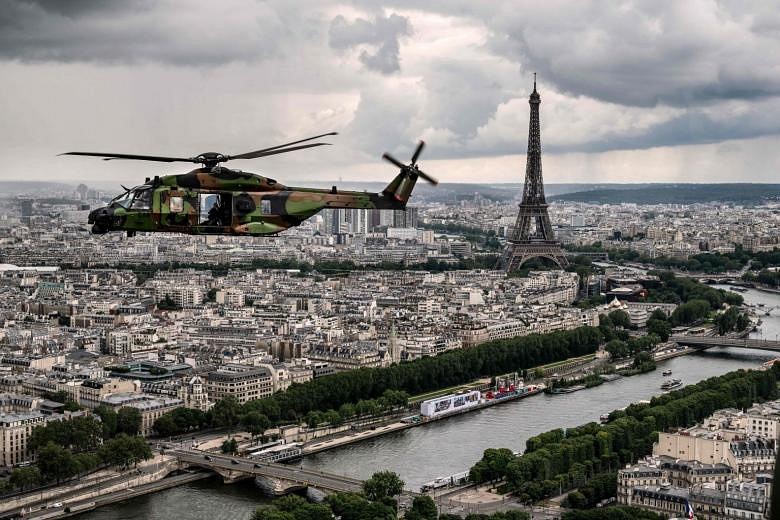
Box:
left=410, top=140, right=425, bottom=164
left=232, top=142, right=331, bottom=160
left=382, top=153, right=407, bottom=170
left=230, top=132, right=338, bottom=160
left=59, top=152, right=193, bottom=163
left=416, top=169, right=438, bottom=186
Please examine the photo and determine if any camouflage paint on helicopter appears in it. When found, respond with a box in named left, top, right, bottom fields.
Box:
left=86, top=160, right=430, bottom=236
left=69, top=134, right=436, bottom=237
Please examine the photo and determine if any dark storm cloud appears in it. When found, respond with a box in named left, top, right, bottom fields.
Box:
left=329, top=13, right=411, bottom=73
left=0, top=0, right=289, bottom=65
left=19, top=0, right=147, bottom=16
left=477, top=1, right=780, bottom=108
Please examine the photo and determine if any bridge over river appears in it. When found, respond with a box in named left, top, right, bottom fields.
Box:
left=670, top=335, right=780, bottom=352
left=169, top=448, right=366, bottom=496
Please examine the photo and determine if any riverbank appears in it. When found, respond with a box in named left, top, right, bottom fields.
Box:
left=26, top=471, right=210, bottom=520
left=302, top=386, right=545, bottom=456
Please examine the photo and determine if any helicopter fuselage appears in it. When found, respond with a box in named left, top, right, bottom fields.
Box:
left=88, top=168, right=410, bottom=236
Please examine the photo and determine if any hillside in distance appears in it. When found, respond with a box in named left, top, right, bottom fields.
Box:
left=0, top=181, right=76, bottom=196
left=549, top=184, right=780, bottom=205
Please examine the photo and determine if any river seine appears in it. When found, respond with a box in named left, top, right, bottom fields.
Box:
left=79, top=286, right=780, bottom=519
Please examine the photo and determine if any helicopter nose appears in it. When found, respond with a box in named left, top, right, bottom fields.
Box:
left=88, top=207, right=110, bottom=223
left=88, top=206, right=114, bottom=234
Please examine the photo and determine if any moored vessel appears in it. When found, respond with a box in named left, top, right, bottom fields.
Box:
left=661, top=378, right=682, bottom=390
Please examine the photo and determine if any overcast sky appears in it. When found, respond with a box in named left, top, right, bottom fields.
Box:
left=2, top=0, right=780, bottom=186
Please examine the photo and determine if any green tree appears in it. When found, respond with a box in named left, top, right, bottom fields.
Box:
left=154, top=414, right=178, bottom=437
left=36, top=442, right=77, bottom=483
left=97, top=434, right=152, bottom=468
left=563, top=490, right=588, bottom=508
left=407, top=495, right=438, bottom=520
left=605, top=339, right=629, bottom=359
left=9, top=466, right=41, bottom=490
left=736, top=312, right=750, bottom=331
left=649, top=309, right=668, bottom=322
left=116, top=407, right=142, bottom=436
left=646, top=318, right=671, bottom=342
left=29, top=415, right=102, bottom=452
left=470, top=448, right=516, bottom=483
left=362, top=470, right=405, bottom=501
left=73, top=452, right=98, bottom=478
left=562, top=506, right=664, bottom=520
left=670, top=299, right=711, bottom=326
left=242, top=411, right=271, bottom=439
left=221, top=438, right=238, bottom=455
left=212, top=396, right=242, bottom=433
left=95, top=405, right=118, bottom=438
left=68, top=416, right=103, bottom=451
left=327, top=492, right=396, bottom=520
left=251, top=510, right=294, bottom=520
left=608, top=310, right=632, bottom=329
left=631, top=351, right=656, bottom=373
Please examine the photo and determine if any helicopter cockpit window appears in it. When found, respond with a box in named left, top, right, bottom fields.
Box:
left=111, top=191, right=134, bottom=209
left=130, top=188, right=152, bottom=210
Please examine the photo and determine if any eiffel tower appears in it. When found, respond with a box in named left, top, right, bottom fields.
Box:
left=499, top=75, right=568, bottom=272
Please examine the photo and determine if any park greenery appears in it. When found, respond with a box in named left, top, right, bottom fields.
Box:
left=715, top=306, right=750, bottom=335
left=646, top=271, right=743, bottom=307
left=421, top=222, right=503, bottom=251
left=251, top=470, right=403, bottom=520
left=0, top=407, right=151, bottom=493
left=251, top=470, right=530, bottom=520
left=550, top=183, right=780, bottom=205
left=567, top=242, right=780, bottom=276
left=743, top=268, right=780, bottom=288
left=151, top=326, right=601, bottom=440
left=561, top=507, right=664, bottom=520
left=561, top=472, right=617, bottom=509
left=228, top=326, right=602, bottom=427
left=469, top=365, right=779, bottom=505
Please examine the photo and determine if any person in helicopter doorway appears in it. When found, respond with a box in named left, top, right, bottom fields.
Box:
left=205, top=194, right=231, bottom=227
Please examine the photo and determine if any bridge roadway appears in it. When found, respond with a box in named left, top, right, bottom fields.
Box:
left=169, top=448, right=365, bottom=494
left=670, top=335, right=780, bottom=351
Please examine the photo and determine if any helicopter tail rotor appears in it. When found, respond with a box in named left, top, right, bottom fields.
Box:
left=381, top=140, right=437, bottom=204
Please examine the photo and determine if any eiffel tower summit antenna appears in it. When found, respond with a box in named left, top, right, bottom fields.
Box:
left=498, top=76, right=568, bottom=272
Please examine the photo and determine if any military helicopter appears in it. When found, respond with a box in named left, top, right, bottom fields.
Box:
left=62, top=132, right=437, bottom=236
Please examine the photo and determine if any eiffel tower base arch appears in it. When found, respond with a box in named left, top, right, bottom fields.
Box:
left=499, top=243, right=569, bottom=272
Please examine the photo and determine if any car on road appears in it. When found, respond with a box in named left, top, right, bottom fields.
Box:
left=204, top=455, right=212, bottom=461
left=254, top=463, right=263, bottom=468
left=231, top=459, right=240, bottom=465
